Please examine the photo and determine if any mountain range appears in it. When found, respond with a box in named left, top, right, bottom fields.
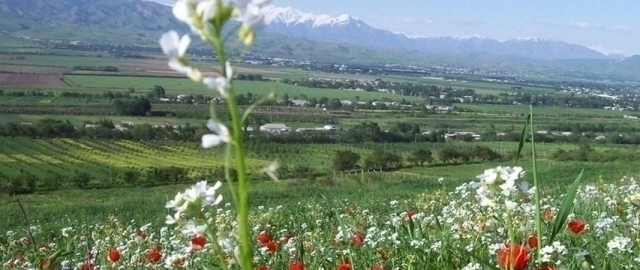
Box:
left=260, top=6, right=608, bottom=60
left=0, top=0, right=638, bottom=80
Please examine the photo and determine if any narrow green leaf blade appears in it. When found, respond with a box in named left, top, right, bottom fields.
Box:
left=584, top=254, right=603, bottom=270
left=549, top=170, right=584, bottom=244
left=514, top=114, right=531, bottom=166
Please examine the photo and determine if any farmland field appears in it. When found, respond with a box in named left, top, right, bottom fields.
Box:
left=2, top=41, right=640, bottom=270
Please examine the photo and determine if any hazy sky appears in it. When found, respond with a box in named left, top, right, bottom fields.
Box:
left=153, top=0, right=640, bottom=55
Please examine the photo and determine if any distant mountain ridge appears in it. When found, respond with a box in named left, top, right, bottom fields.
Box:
left=0, top=0, right=639, bottom=81
left=261, top=6, right=607, bottom=60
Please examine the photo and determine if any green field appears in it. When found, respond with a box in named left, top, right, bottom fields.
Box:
left=60, top=74, right=424, bottom=102
left=455, top=103, right=629, bottom=117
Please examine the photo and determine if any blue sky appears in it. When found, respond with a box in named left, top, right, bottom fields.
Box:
left=154, top=0, right=640, bottom=55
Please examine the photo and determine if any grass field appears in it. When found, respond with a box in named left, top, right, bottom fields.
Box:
left=60, top=74, right=424, bottom=101
left=456, top=103, right=629, bottom=117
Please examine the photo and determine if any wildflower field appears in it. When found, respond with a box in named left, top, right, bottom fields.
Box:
left=3, top=166, right=640, bottom=269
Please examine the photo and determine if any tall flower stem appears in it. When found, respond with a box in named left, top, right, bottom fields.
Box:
left=211, top=37, right=253, bottom=269
left=507, top=212, right=516, bottom=270
left=529, top=106, right=542, bottom=266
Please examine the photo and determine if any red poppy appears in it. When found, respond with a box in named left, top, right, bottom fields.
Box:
left=256, top=266, right=271, bottom=270
left=289, top=261, right=304, bottom=270
left=107, top=248, right=121, bottom=262
left=147, top=249, right=162, bottom=263
left=191, top=235, right=207, bottom=250
left=536, top=264, right=557, bottom=270
left=337, top=262, right=352, bottom=270
left=266, top=240, right=279, bottom=253
left=404, top=210, right=416, bottom=221
left=258, top=231, right=273, bottom=245
left=568, top=219, right=586, bottom=234
left=527, top=234, right=539, bottom=248
left=351, top=233, right=365, bottom=246
left=80, top=262, right=95, bottom=270
left=497, top=244, right=530, bottom=270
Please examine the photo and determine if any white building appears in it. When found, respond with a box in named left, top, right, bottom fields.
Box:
left=260, top=123, right=291, bottom=134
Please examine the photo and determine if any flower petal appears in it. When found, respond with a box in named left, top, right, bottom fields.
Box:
left=160, top=31, right=180, bottom=57
left=173, top=0, right=192, bottom=23
left=202, top=134, right=223, bottom=148
left=178, top=34, right=191, bottom=57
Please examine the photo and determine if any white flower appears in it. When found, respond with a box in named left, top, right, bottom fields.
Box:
left=261, top=161, right=279, bottom=181
left=203, top=61, right=233, bottom=98
left=160, top=30, right=190, bottom=59
left=505, top=200, right=517, bottom=212
left=202, top=119, right=231, bottom=148
left=159, top=31, right=202, bottom=81
left=499, top=179, right=517, bottom=196
left=477, top=168, right=498, bottom=185
left=236, top=0, right=271, bottom=28
left=173, top=0, right=218, bottom=39
left=183, top=180, right=224, bottom=207
left=182, top=220, right=207, bottom=236
left=165, top=212, right=182, bottom=225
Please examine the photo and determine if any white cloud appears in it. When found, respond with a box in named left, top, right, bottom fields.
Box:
left=569, top=21, right=590, bottom=28
left=587, top=45, right=627, bottom=56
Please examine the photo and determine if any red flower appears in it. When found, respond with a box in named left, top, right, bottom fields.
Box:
left=107, top=248, right=121, bottom=262
left=266, top=240, right=279, bottom=253
left=337, top=262, right=352, bottom=270
left=191, top=235, right=207, bottom=250
left=536, top=264, right=557, bottom=270
left=403, top=210, right=416, bottom=221
left=80, top=262, right=95, bottom=270
left=568, top=219, right=586, bottom=234
left=527, top=234, right=539, bottom=248
left=497, top=244, right=530, bottom=270
left=258, top=231, right=273, bottom=245
left=351, top=233, right=365, bottom=246
left=256, top=266, right=271, bottom=270
left=147, top=249, right=162, bottom=263
left=289, top=261, right=304, bottom=270
left=370, top=264, right=385, bottom=270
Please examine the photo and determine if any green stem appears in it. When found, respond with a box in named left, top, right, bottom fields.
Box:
left=212, top=37, right=252, bottom=269
left=529, top=106, right=542, bottom=266
left=507, top=212, right=515, bottom=270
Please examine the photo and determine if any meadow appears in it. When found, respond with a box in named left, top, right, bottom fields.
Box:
left=3, top=48, right=640, bottom=269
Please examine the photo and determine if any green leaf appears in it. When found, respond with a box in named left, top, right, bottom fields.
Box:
left=584, top=253, right=603, bottom=270
left=548, top=169, right=584, bottom=244
left=514, top=113, right=531, bottom=166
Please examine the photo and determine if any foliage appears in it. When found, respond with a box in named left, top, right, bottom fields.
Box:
left=332, top=150, right=361, bottom=171
left=407, top=149, right=433, bottom=166
left=364, top=150, right=403, bottom=170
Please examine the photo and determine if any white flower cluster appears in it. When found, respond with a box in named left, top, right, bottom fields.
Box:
left=160, top=0, right=272, bottom=149
left=165, top=180, right=224, bottom=226
left=473, top=166, right=529, bottom=211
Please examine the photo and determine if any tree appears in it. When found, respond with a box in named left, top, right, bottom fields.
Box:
left=43, top=171, right=64, bottom=190
left=291, top=165, right=314, bottom=180
left=122, top=169, right=141, bottom=187
left=72, top=171, right=92, bottom=188
left=332, top=150, right=360, bottom=171
left=364, top=150, right=402, bottom=170
left=407, top=149, right=433, bottom=166
left=152, top=85, right=166, bottom=99
left=471, top=146, right=502, bottom=162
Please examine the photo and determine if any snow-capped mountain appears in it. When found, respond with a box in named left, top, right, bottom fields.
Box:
left=261, top=6, right=607, bottom=60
